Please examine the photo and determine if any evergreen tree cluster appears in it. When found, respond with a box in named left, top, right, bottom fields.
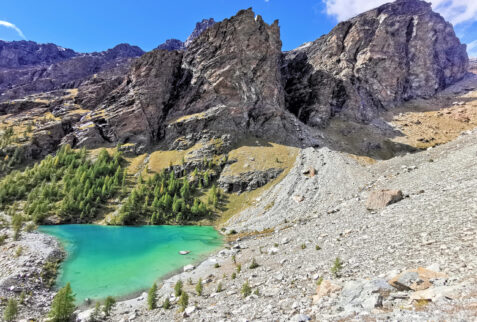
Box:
left=118, top=167, right=218, bottom=225
left=0, top=145, right=125, bottom=223
left=0, top=146, right=25, bottom=174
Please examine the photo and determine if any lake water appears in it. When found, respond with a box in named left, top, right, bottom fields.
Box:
left=38, top=225, right=223, bottom=303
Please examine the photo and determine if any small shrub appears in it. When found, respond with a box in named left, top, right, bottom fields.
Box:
left=19, top=291, right=26, bottom=304
left=25, top=222, right=37, bottom=233
left=231, top=272, right=236, bottom=279
left=12, top=213, right=22, bottom=241
left=103, top=296, right=115, bottom=316
left=188, top=277, right=193, bottom=285
left=174, top=280, right=183, bottom=297
left=253, top=288, right=260, bottom=296
left=89, top=302, right=101, bottom=321
left=41, top=259, right=61, bottom=289
left=15, top=246, right=23, bottom=257
left=3, top=298, right=18, bottom=322
left=162, top=297, right=171, bottom=310
left=232, top=254, right=236, bottom=264
left=331, top=257, right=343, bottom=277
left=241, top=281, right=251, bottom=298
left=216, top=282, right=223, bottom=293
left=316, top=276, right=324, bottom=286
left=236, top=264, right=241, bottom=273
left=178, top=291, right=188, bottom=312
left=273, top=243, right=278, bottom=247
left=315, top=245, right=321, bottom=250
left=147, top=283, right=157, bottom=310
left=301, top=243, right=306, bottom=249
left=0, top=234, right=7, bottom=245
left=195, top=278, right=203, bottom=296
left=249, top=258, right=259, bottom=269
left=214, top=263, right=220, bottom=268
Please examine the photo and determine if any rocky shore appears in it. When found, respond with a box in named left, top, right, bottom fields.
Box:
left=0, top=220, right=64, bottom=321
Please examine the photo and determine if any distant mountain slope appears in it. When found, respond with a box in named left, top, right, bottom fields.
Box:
left=0, top=42, right=144, bottom=101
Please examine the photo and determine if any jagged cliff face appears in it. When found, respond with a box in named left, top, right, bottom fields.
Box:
left=0, top=43, right=144, bottom=101
left=1, top=0, right=470, bottom=156
left=283, top=0, right=468, bottom=127
left=67, top=9, right=301, bottom=152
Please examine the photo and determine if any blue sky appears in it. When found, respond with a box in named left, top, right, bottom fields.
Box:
left=0, top=0, right=476, bottom=56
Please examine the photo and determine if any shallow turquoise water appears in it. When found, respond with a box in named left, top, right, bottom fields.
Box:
left=38, top=225, right=223, bottom=303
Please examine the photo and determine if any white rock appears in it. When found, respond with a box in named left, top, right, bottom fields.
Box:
left=426, top=263, right=441, bottom=272
left=281, top=237, right=290, bottom=245
left=183, top=264, right=195, bottom=272
left=267, top=247, right=279, bottom=255
left=184, top=306, right=196, bottom=316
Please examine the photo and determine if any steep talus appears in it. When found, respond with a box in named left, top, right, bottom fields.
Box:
left=283, top=0, right=468, bottom=127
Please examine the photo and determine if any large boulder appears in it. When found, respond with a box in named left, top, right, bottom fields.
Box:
left=366, top=189, right=403, bottom=210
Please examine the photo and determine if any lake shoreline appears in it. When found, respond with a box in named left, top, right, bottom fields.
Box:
left=38, top=224, right=226, bottom=311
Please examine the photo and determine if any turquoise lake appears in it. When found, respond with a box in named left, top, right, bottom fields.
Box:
left=38, top=225, right=223, bottom=303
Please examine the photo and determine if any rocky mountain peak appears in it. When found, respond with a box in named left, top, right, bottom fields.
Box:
left=157, top=17, right=216, bottom=51
left=184, top=18, right=216, bottom=47
left=282, top=0, right=468, bottom=127
left=157, top=39, right=185, bottom=51
left=97, top=43, right=145, bottom=59
left=0, top=40, right=78, bottom=68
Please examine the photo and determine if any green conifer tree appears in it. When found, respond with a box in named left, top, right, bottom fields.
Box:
left=48, top=283, right=76, bottom=322
left=147, top=283, right=157, bottom=310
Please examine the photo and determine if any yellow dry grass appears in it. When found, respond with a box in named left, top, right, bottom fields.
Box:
left=223, top=138, right=298, bottom=176
left=389, top=88, right=477, bottom=149
left=169, top=111, right=207, bottom=124
left=148, top=150, right=187, bottom=173
left=216, top=140, right=299, bottom=226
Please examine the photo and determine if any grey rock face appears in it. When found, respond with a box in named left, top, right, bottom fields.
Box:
left=67, top=49, right=184, bottom=149
left=218, top=168, right=284, bottom=193
left=282, top=0, right=468, bottom=127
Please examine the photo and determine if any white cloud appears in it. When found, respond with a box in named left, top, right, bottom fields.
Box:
left=0, top=20, right=26, bottom=39
left=467, top=39, right=477, bottom=57
left=323, top=0, right=477, bottom=26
